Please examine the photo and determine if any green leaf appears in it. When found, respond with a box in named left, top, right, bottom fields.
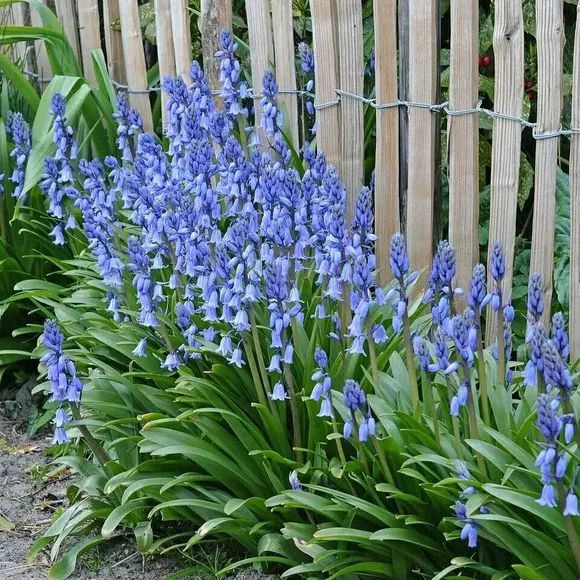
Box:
left=370, top=528, right=441, bottom=551
left=101, top=500, right=148, bottom=538
left=47, top=536, right=107, bottom=580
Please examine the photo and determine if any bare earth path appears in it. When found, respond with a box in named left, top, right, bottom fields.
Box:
left=0, top=413, right=278, bottom=580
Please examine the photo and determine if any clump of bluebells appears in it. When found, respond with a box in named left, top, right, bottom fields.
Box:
left=25, top=31, right=579, bottom=565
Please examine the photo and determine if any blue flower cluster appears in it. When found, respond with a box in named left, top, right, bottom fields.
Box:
left=5, top=112, right=31, bottom=201
left=40, top=320, right=83, bottom=443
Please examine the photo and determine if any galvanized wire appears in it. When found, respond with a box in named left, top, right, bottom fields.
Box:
left=22, top=70, right=580, bottom=140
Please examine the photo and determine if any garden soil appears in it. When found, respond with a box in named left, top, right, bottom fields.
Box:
left=0, top=410, right=277, bottom=580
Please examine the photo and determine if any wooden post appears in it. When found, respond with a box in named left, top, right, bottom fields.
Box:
left=398, top=0, right=409, bottom=234
left=448, top=0, right=479, bottom=293
left=171, top=0, right=193, bottom=82
left=486, top=0, right=524, bottom=344
left=530, top=0, right=564, bottom=324
left=54, top=0, right=81, bottom=62
left=156, top=0, right=176, bottom=130
left=103, top=0, right=126, bottom=84
left=570, top=6, right=580, bottom=360
left=77, top=0, right=101, bottom=86
left=337, top=0, right=364, bottom=221
left=30, top=0, right=52, bottom=85
left=310, top=0, right=340, bottom=169
left=374, top=0, right=399, bottom=283
left=272, top=0, right=299, bottom=149
left=119, top=0, right=153, bottom=132
left=200, top=0, right=232, bottom=92
left=406, top=0, right=438, bottom=278
left=245, top=0, right=274, bottom=139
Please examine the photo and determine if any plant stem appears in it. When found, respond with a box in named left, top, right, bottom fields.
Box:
left=368, top=334, right=380, bottom=388
left=421, top=371, right=440, bottom=446
left=497, top=306, right=505, bottom=387
left=558, top=484, right=580, bottom=575
left=475, top=308, right=490, bottom=426
left=446, top=377, right=463, bottom=458
left=243, top=340, right=268, bottom=408
left=70, top=403, right=111, bottom=474
left=461, top=362, right=487, bottom=477
left=402, top=311, right=419, bottom=411
left=249, top=309, right=272, bottom=399
left=284, top=361, right=304, bottom=464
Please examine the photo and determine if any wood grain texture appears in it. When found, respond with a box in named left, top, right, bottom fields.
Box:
left=119, top=0, right=153, bottom=132
left=272, top=0, right=299, bottom=149
left=30, top=0, right=52, bottom=84
left=570, top=6, right=580, bottom=359
left=406, top=0, right=438, bottom=279
left=77, top=0, right=101, bottom=86
left=200, top=0, right=232, bottom=92
left=485, top=0, right=524, bottom=344
left=245, top=0, right=274, bottom=139
left=156, top=0, right=176, bottom=130
left=54, top=0, right=80, bottom=62
left=398, top=0, right=409, bottom=234
left=373, top=0, right=399, bottom=283
left=448, top=0, right=479, bottom=292
left=310, top=0, right=340, bottom=169
left=530, top=0, right=564, bottom=325
left=337, top=0, right=364, bottom=221
left=103, top=0, right=125, bottom=84
left=171, top=0, right=193, bottom=81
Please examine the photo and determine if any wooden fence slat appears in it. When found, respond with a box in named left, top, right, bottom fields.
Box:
left=119, top=0, right=153, bottom=132
left=77, top=0, right=101, bottom=86
left=103, top=0, right=125, bottom=84
left=374, top=0, right=399, bottom=283
left=337, top=0, right=364, bottom=221
left=406, top=0, right=438, bottom=278
left=272, top=0, right=299, bottom=149
left=245, top=0, right=274, bottom=139
left=398, top=0, right=410, bottom=235
left=200, top=0, right=232, bottom=93
left=448, top=0, right=479, bottom=292
left=54, top=0, right=80, bottom=62
left=310, top=0, right=340, bottom=169
left=485, top=0, right=524, bottom=345
left=570, top=5, right=580, bottom=359
left=156, top=0, right=176, bottom=130
left=530, top=0, right=564, bottom=325
left=30, top=1, right=52, bottom=85
left=171, top=0, right=193, bottom=82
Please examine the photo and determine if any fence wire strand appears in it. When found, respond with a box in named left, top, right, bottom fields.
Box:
left=23, top=69, right=580, bottom=140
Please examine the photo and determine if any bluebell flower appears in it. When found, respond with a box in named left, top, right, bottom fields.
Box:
left=352, top=186, right=375, bottom=248
left=5, top=112, right=31, bottom=200
left=541, top=339, right=573, bottom=391
left=215, top=30, right=248, bottom=118
left=289, top=470, right=301, bottom=490
left=41, top=320, right=83, bottom=443
left=490, top=240, right=505, bottom=281
left=436, top=240, right=456, bottom=289
left=113, top=92, right=143, bottom=161
left=528, top=273, right=544, bottom=323
left=523, top=323, right=546, bottom=387
left=448, top=311, right=475, bottom=365
left=564, top=491, right=579, bottom=516
left=430, top=327, right=459, bottom=375
left=344, top=379, right=366, bottom=411
left=467, top=264, right=491, bottom=310
left=298, top=42, right=314, bottom=74
left=161, top=351, right=182, bottom=372
left=390, top=233, right=410, bottom=280
left=271, top=381, right=288, bottom=401
left=260, top=71, right=283, bottom=140
left=413, top=336, right=431, bottom=372
left=551, top=312, right=569, bottom=361
left=455, top=501, right=478, bottom=548
left=358, top=413, right=376, bottom=442
left=132, top=338, right=147, bottom=357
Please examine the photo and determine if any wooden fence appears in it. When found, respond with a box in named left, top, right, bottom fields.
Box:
left=3, top=0, right=580, bottom=359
